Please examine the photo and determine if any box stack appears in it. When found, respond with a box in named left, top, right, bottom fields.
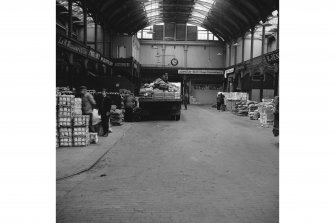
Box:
left=56, top=127, right=59, bottom=148
left=56, top=95, right=93, bottom=147
left=72, top=115, right=90, bottom=147
left=73, top=98, right=82, bottom=115
left=57, top=95, right=75, bottom=147
left=258, top=101, right=275, bottom=127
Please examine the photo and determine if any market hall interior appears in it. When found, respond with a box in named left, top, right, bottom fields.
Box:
left=56, top=0, right=279, bottom=222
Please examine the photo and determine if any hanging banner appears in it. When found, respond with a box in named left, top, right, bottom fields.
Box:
left=178, top=70, right=224, bottom=75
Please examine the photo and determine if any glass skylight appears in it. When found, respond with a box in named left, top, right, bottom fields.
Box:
left=189, top=0, right=216, bottom=23
left=145, top=2, right=159, bottom=11
left=200, top=0, right=215, bottom=4
left=147, top=11, right=160, bottom=17
left=191, top=11, right=206, bottom=20
left=194, top=3, right=211, bottom=12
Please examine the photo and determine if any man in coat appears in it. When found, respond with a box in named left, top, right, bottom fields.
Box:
left=80, top=86, right=96, bottom=132
left=97, top=88, right=113, bottom=137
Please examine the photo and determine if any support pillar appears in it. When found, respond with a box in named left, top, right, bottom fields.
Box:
left=242, top=36, right=245, bottom=62
left=94, top=14, right=98, bottom=51
left=276, top=13, right=279, bottom=50
left=234, top=44, right=238, bottom=65
left=83, top=0, right=87, bottom=45
left=109, top=31, right=112, bottom=58
left=250, top=29, right=255, bottom=100
left=68, top=0, right=73, bottom=38
left=184, top=45, right=188, bottom=67
left=260, top=25, right=266, bottom=101
left=102, top=27, right=105, bottom=55
left=228, top=44, right=232, bottom=66
left=162, top=45, right=166, bottom=66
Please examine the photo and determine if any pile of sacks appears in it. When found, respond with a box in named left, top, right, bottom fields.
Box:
left=110, top=108, right=124, bottom=125
left=139, top=80, right=180, bottom=98
left=234, top=101, right=249, bottom=116
left=234, top=100, right=261, bottom=116
left=247, top=101, right=259, bottom=120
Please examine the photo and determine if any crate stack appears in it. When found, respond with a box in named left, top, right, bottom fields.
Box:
left=73, top=98, right=82, bottom=115
left=73, top=115, right=90, bottom=147
left=258, top=101, right=275, bottom=127
left=57, top=95, right=75, bottom=147
left=56, top=95, right=93, bottom=147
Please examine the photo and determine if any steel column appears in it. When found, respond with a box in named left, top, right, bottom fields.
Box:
left=228, top=44, right=232, bottom=66
left=94, top=14, right=98, bottom=50
left=250, top=29, right=254, bottom=100
left=109, top=31, right=112, bottom=58
left=68, top=0, right=73, bottom=37
left=83, top=0, right=87, bottom=45
left=260, top=25, right=266, bottom=101
left=250, top=30, right=254, bottom=61
left=102, top=27, right=105, bottom=55
left=242, top=36, right=245, bottom=62
left=276, top=13, right=279, bottom=50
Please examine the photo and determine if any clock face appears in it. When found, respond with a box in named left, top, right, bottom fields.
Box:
left=171, top=58, right=178, bottom=66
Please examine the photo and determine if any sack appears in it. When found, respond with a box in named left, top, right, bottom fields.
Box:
left=92, top=109, right=101, bottom=125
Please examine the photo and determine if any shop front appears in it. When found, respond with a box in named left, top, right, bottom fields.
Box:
left=225, top=50, right=279, bottom=102
left=178, top=69, right=224, bottom=105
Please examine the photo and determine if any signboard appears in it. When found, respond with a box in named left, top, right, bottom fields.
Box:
left=178, top=70, right=224, bottom=75
left=265, top=51, right=279, bottom=64
left=57, top=33, right=113, bottom=67
left=114, top=62, right=130, bottom=67
left=224, top=68, right=235, bottom=78
left=100, top=57, right=113, bottom=67
left=88, top=49, right=101, bottom=60
left=57, top=36, right=88, bottom=56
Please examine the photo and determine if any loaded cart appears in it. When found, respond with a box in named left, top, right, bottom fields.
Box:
left=139, top=97, right=182, bottom=121
left=138, top=73, right=182, bottom=121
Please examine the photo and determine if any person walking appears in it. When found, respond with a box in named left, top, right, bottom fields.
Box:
left=183, top=94, right=188, bottom=110
left=80, top=86, right=96, bottom=132
left=97, top=89, right=112, bottom=137
left=220, top=93, right=225, bottom=111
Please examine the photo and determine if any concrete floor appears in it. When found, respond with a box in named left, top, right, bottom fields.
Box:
left=57, top=105, right=279, bottom=223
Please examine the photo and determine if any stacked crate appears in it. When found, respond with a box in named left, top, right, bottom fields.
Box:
left=73, top=98, right=82, bottom=115
left=57, top=95, right=75, bottom=147
left=73, top=115, right=90, bottom=147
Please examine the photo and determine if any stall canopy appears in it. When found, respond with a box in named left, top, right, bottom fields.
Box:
left=80, top=0, right=278, bottom=42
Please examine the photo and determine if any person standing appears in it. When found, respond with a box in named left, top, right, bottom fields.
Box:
left=220, top=93, right=225, bottom=111
left=183, top=94, right=188, bottom=110
left=216, top=93, right=221, bottom=111
left=80, top=86, right=96, bottom=132
left=124, top=94, right=135, bottom=122
left=97, top=89, right=112, bottom=137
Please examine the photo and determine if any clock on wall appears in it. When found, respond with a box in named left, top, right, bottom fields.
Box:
left=171, top=58, right=178, bottom=66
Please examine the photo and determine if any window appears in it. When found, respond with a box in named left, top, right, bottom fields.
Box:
left=141, top=26, right=153, bottom=39
left=137, top=24, right=219, bottom=41
left=137, top=31, right=142, bottom=39
left=198, top=30, right=208, bottom=40
left=197, top=28, right=218, bottom=41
